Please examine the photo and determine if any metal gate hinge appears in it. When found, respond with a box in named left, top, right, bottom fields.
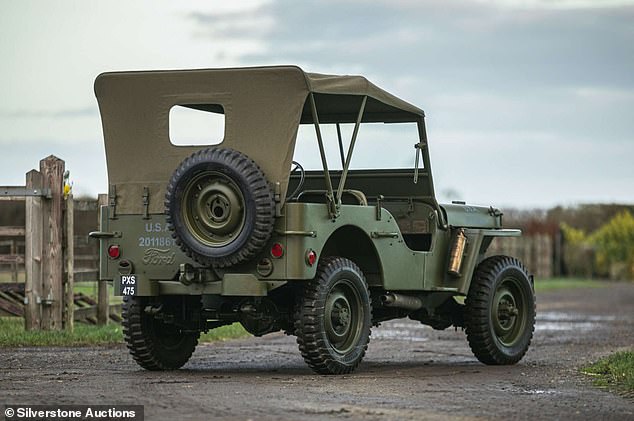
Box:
left=108, top=185, right=118, bottom=219
left=142, top=187, right=150, bottom=220
left=274, top=182, right=282, bottom=217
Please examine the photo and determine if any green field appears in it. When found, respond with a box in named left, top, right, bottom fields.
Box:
left=534, top=277, right=603, bottom=292
left=0, top=273, right=122, bottom=302
left=72, top=282, right=122, bottom=304
left=0, top=317, right=249, bottom=347
left=0, top=317, right=123, bottom=346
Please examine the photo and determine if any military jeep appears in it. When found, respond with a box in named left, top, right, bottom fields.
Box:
left=91, top=66, right=535, bottom=374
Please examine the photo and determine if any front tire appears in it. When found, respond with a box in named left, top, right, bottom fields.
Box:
left=295, top=257, right=372, bottom=375
left=122, top=296, right=199, bottom=370
left=465, top=256, right=536, bottom=365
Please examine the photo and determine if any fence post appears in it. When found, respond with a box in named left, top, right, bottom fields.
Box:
left=40, top=156, right=65, bottom=330
left=97, top=193, right=109, bottom=325
left=553, top=231, right=563, bottom=277
left=24, top=170, right=43, bottom=330
left=64, top=193, right=74, bottom=331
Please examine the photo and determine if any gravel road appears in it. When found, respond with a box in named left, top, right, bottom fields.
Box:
left=2, top=283, right=633, bottom=420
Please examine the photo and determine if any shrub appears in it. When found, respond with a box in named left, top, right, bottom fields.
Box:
left=590, top=211, right=634, bottom=280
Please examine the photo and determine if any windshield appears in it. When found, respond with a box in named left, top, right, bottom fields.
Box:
left=292, top=121, right=421, bottom=171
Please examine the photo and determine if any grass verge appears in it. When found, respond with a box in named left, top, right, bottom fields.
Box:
left=0, top=317, right=249, bottom=347
left=0, top=317, right=123, bottom=347
left=534, top=277, right=603, bottom=292
left=200, top=323, right=250, bottom=343
left=582, top=351, right=634, bottom=395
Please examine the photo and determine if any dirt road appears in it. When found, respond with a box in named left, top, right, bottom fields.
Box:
left=2, top=284, right=633, bottom=420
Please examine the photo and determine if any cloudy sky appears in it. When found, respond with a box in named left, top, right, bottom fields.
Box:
left=1, top=0, right=633, bottom=208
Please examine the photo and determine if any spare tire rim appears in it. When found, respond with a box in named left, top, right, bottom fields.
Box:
left=182, top=171, right=246, bottom=248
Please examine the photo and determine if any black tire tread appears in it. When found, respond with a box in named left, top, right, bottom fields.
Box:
left=165, top=147, right=275, bottom=268
left=122, top=296, right=199, bottom=371
left=464, top=255, right=536, bottom=365
left=294, top=257, right=372, bottom=375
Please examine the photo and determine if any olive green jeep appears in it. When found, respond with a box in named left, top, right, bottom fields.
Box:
left=91, top=66, right=535, bottom=374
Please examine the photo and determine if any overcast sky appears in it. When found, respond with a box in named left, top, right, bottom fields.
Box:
left=1, top=0, right=633, bottom=208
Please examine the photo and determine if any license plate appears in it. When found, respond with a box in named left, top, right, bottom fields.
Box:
left=117, top=274, right=137, bottom=296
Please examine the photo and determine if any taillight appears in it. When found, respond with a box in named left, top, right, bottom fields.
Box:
left=108, top=244, right=121, bottom=259
left=271, top=243, right=284, bottom=259
left=305, top=249, right=317, bottom=266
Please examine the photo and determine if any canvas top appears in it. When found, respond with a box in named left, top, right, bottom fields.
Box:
left=94, top=65, right=424, bottom=214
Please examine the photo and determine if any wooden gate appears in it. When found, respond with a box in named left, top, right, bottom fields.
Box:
left=0, top=156, right=113, bottom=330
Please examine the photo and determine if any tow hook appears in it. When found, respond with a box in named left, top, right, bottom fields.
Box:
left=144, top=304, right=163, bottom=316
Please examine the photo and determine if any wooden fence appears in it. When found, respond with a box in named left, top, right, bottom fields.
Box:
left=0, top=156, right=113, bottom=330
left=0, top=282, right=121, bottom=325
left=486, top=233, right=562, bottom=279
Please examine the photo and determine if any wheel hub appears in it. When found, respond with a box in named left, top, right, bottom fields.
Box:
left=324, top=280, right=364, bottom=355
left=330, top=296, right=352, bottom=338
left=209, top=195, right=231, bottom=223
left=498, top=302, right=519, bottom=320
left=491, top=279, right=526, bottom=347
left=196, top=180, right=243, bottom=234
left=183, top=172, right=246, bottom=247
left=332, top=304, right=351, bottom=330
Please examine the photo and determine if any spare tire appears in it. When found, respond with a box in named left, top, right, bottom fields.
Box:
left=165, top=147, right=275, bottom=268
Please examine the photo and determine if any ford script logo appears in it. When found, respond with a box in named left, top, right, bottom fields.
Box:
left=142, top=248, right=176, bottom=265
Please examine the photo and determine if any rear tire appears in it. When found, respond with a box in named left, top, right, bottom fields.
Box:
left=122, top=296, right=199, bottom=370
left=464, top=256, right=535, bottom=365
left=295, top=257, right=372, bottom=375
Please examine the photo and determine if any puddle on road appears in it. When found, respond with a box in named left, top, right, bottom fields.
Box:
left=536, top=322, right=599, bottom=331
left=518, top=388, right=559, bottom=395
left=538, top=312, right=617, bottom=322
left=536, top=312, right=618, bottom=332
left=371, top=311, right=622, bottom=340
left=372, top=322, right=431, bottom=342
left=372, top=329, right=430, bottom=342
